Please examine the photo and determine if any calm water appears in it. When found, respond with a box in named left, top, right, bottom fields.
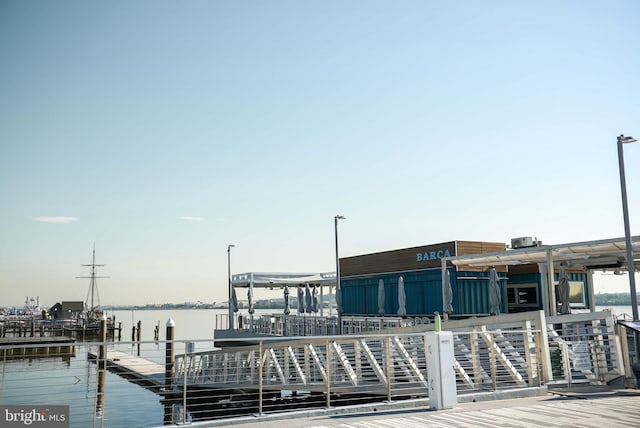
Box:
left=0, top=308, right=283, bottom=428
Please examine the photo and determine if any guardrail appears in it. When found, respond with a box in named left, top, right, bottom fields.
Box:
left=0, top=310, right=626, bottom=427
left=172, top=325, right=543, bottom=423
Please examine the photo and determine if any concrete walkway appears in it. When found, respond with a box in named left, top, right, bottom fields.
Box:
left=191, top=387, right=640, bottom=428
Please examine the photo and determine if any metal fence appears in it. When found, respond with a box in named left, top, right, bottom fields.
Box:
left=0, top=310, right=628, bottom=427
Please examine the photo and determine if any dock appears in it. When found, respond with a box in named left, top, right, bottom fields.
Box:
left=88, top=350, right=165, bottom=392
left=0, top=336, right=76, bottom=358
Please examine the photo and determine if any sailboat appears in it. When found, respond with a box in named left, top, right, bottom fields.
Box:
left=77, top=244, right=110, bottom=327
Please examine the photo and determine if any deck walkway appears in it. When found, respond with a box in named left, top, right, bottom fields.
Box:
left=88, top=350, right=165, bottom=391
left=197, top=387, right=640, bottom=428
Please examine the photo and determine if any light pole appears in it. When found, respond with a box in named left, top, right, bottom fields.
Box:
left=227, top=244, right=235, bottom=330
left=334, top=215, right=345, bottom=332
left=617, top=134, right=638, bottom=321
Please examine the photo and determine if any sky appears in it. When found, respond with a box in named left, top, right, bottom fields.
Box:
left=1, top=1, right=640, bottom=307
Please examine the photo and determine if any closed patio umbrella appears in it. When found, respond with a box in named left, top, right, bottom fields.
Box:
left=305, top=283, right=313, bottom=313
left=297, top=286, right=305, bottom=314
left=397, top=276, right=406, bottom=316
left=312, top=285, right=319, bottom=313
left=444, top=270, right=454, bottom=315
left=283, top=285, right=290, bottom=315
left=558, top=263, right=571, bottom=315
left=489, top=267, right=501, bottom=315
left=247, top=287, right=255, bottom=315
left=378, top=279, right=385, bottom=315
left=231, top=287, right=238, bottom=314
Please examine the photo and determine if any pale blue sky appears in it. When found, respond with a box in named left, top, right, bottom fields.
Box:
left=1, top=1, right=639, bottom=307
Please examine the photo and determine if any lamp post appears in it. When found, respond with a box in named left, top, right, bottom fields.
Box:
left=227, top=244, right=235, bottom=330
left=617, top=134, right=638, bottom=321
left=334, top=215, right=345, bottom=332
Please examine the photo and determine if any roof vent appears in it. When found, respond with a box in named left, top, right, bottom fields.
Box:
left=510, top=237, right=540, bottom=249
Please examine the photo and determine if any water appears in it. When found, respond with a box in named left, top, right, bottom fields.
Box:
left=0, top=308, right=279, bottom=428
left=595, top=305, right=637, bottom=319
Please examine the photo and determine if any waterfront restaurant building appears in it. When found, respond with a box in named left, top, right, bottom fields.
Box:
left=338, top=236, right=638, bottom=318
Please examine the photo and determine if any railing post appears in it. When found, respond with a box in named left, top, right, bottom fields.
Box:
left=326, top=339, right=331, bottom=408
left=534, top=310, right=553, bottom=383
left=183, top=342, right=188, bottom=425
left=385, top=336, right=392, bottom=401
left=489, top=333, right=497, bottom=391
left=523, top=321, right=534, bottom=386
left=95, top=315, right=107, bottom=426
left=258, top=340, right=263, bottom=415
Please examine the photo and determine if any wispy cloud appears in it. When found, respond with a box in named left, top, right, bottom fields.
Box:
left=30, top=216, right=80, bottom=224
left=178, top=216, right=204, bottom=222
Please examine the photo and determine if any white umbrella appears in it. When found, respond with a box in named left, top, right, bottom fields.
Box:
left=284, top=285, right=290, bottom=315
left=558, top=263, right=571, bottom=315
left=297, top=286, right=305, bottom=314
left=489, top=267, right=501, bottom=315
left=444, top=270, right=454, bottom=314
left=397, top=276, right=406, bottom=316
left=378, top=279, right=385, bottom=315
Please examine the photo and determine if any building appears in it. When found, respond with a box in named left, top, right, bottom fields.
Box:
left=339, top=236, right=638, bottom=318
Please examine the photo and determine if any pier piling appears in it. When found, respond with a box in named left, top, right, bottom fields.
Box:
left=164, top=318, right=176, bottom=425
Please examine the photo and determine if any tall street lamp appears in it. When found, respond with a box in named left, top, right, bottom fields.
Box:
left=334, top=215, right=345, bottom=332
left=617, top=134, right=638, bottom=321
left=227, top=244, right=235, bottom=330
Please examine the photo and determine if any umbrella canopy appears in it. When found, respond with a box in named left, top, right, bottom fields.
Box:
left=297, top=286, right=305, bottom=314
left=558, top=263, right=572, bottom=315
left=397, top=276, right=406, bottom=316
left=231, top=287, right=239, bottom=313
left=305, top=283, right=313, bottom=313
left=312, top=285, right=319, bottom=313
left=247, top=287, right=255, bottom=315
left=444, top=270, right=454, bottom=314
left=489, top=267, right=501, bottom=315
left=378, top=279, right=385, bottom=315
left=283, top=285, right=290, bottom=315
left=335, top=286, right=343, bottom=315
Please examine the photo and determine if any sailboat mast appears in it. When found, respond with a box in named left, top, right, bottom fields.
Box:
left=78, top=243, right=108, bottom=318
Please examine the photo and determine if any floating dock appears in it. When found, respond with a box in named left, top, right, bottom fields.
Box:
left=88, top=350, right=165, bottom=392
left=0, top=336, right=76, bottom=358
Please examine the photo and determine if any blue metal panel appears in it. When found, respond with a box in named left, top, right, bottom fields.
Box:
left=341, top=268, right=456, bottom=316
left=454, top=271, right=507, bottom=315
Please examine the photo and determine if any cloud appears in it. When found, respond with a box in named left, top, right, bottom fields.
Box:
left=178, top=216, right=204, bottom=222
left=30, top=216, right=80, bottom=224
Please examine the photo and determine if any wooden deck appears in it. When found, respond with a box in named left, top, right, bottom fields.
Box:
left=0, top=336, right=76, bottom=345
left=88, top=350, right=165, bottom=391
left=201, top=389, right=640, bottom=428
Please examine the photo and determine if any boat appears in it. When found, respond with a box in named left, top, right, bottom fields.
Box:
left=63, top=245, right=119, bottom=338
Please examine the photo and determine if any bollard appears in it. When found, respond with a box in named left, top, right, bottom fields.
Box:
left=164, top=318, right=176, bottom=425
left=136, top=320, right=142, bottom=356
left=96, top=315, right=107, bottom=417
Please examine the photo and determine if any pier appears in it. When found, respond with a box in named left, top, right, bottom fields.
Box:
left=0, top=336, right=75, bottom=358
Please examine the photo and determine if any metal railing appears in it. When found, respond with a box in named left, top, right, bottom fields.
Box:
left=1, top=310, right=627, bottom=427
left=546, top=311, right=626, bottom=386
